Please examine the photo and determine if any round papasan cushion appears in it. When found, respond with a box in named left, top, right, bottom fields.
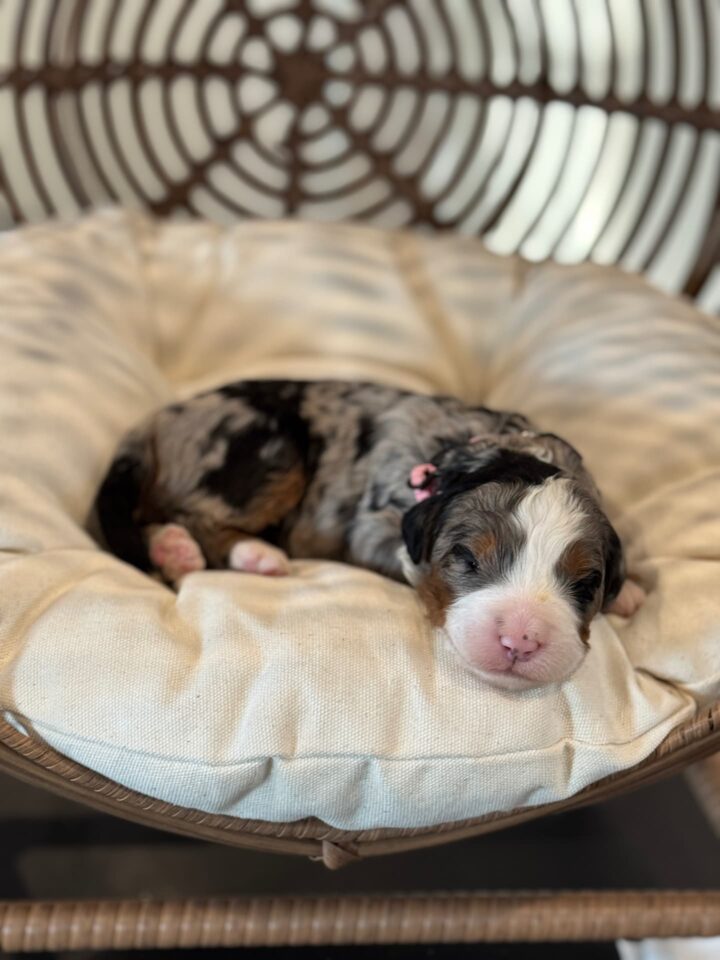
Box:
left=0, top=210, right=718, bottom=832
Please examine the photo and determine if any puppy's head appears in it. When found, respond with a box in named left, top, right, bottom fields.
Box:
left=401, top=449, right=623, bottom=689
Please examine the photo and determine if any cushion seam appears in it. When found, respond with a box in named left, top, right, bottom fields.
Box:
left=11, top=697, right=695, bottom=769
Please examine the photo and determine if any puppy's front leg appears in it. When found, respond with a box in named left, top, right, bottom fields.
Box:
left=147, top=524, right=290, bottom=581
left=147, top=523, right=206, bottom=584
left=228, top=538, right=290, bottom=577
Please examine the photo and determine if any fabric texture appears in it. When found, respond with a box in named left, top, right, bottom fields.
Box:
left=0, top=210, right=717, bottom=830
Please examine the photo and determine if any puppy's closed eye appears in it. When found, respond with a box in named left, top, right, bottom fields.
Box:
left=450, top=543, right=479, bottom=573
left=567, top=568, right=603, bottom=609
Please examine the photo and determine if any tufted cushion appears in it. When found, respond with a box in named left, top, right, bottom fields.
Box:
left=0, top=210, right=717, bottom=830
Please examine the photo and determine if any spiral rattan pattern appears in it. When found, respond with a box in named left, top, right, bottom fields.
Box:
left=1, top=1, right=718, bottom=309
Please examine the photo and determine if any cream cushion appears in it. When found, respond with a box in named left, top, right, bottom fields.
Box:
left=0, top=210, right=718, bottom=830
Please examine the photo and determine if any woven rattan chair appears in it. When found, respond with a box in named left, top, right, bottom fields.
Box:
left=0, top=0, right=719, bottom=950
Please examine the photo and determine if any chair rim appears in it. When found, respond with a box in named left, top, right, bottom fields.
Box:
left=0, top=702, right=718, bottom=867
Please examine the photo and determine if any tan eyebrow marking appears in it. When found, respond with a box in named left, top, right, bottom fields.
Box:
left=559, top=540, right=593, bottom=578
left=471, top=531, right=497, bottom=556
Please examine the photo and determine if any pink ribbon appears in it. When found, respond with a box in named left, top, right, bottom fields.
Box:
left=409, top=462, right=438, bottom=502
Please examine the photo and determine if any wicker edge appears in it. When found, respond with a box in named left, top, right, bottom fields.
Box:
left=0, top=703, right=718, bottom=867
left=1, top=891, right=719, bottom=951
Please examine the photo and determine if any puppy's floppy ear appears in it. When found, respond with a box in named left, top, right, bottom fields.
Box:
left=601, top=520, right=625, bottom=610
left=401, top=497, right=446, bottom=565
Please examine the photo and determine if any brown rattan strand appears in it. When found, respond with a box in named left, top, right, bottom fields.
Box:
left=0, top=704, right=718, bottom=867
left=1, top=891, right=719, bottom=951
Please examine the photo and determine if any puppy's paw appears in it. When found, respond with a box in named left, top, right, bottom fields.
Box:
left=607, top=579, right=646, bottom=618
left=148, top=523, right=206, bottom=583
left=229, top=539, right=290, bottom=577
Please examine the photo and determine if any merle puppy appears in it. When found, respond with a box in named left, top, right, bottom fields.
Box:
left=95, top=379, right=645, bottom=689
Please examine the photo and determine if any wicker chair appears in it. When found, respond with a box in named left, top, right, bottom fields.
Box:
left=0, top=0, right=718, bottom=950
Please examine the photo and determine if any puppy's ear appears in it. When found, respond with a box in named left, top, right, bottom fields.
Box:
left=401, top=497, right=445, bottom=565
left=601, top=521, right=625, bottom=610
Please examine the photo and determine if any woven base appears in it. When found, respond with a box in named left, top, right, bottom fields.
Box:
left=1, top=892, right=719, bottom=951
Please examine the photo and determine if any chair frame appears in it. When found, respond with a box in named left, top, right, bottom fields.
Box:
left=0, top=0, right=719, bottom=947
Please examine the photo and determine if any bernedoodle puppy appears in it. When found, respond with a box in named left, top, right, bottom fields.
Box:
left=95, top=380, right=645, bottom=689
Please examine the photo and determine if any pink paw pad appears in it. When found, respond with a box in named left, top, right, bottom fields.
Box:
left=148, top=524, right=206, bottom=582
left=229, top=540, right=290, bottom=577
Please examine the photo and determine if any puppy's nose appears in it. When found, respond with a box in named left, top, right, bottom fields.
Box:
left=500, top=632, right=540, bottom=661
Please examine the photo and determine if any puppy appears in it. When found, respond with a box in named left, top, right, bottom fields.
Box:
left=95, top=379, right=645, bottom=689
